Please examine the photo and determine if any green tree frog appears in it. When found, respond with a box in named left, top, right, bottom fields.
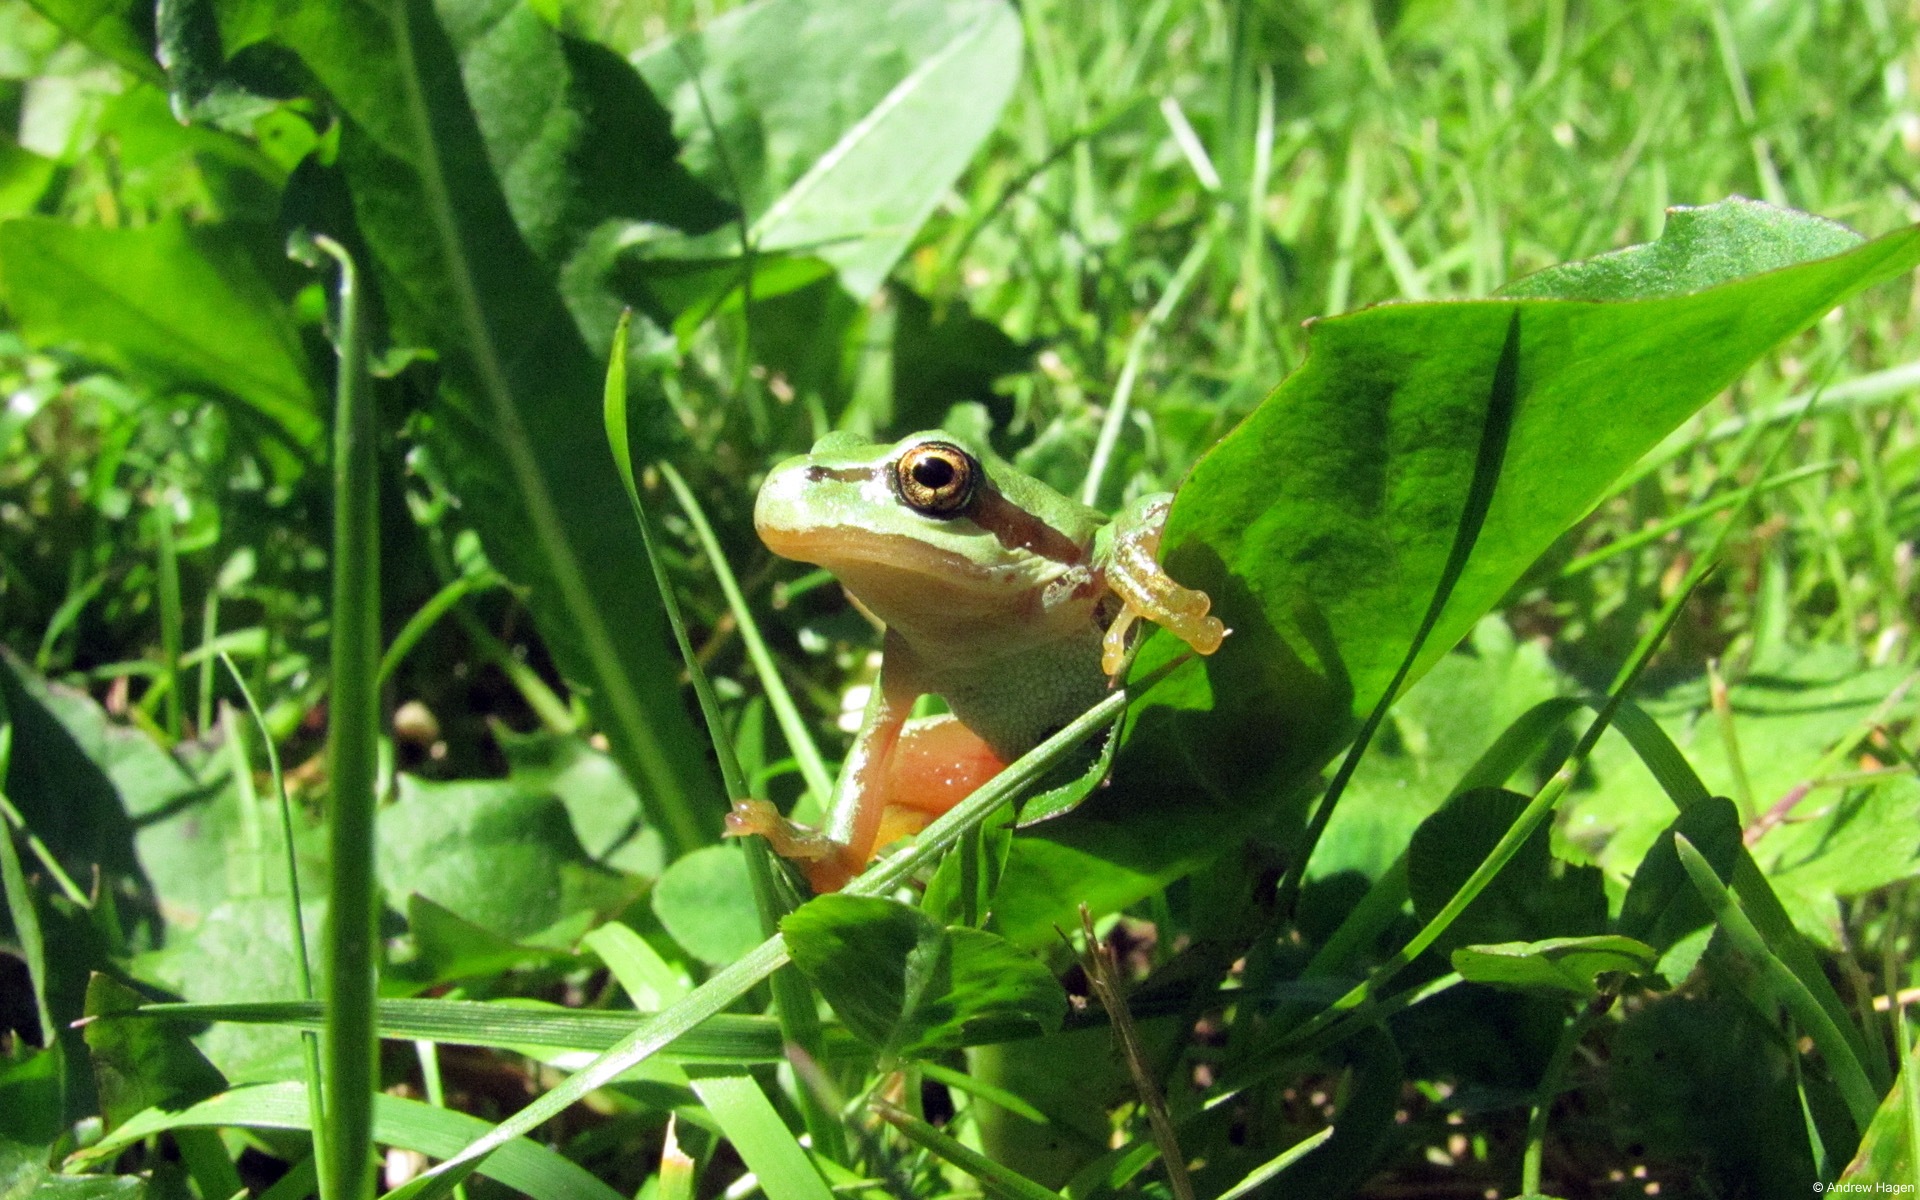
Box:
left=726, top=430, right=1226, bottom=891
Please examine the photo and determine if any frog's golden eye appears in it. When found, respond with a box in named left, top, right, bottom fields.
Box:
left=894, top=441, right=978, bottom=518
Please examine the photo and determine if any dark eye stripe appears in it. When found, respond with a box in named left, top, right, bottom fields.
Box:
left=804, top=465, right=876, bottom=484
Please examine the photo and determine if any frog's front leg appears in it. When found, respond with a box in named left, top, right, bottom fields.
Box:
left=1100, top=495, right=1228, bottom=676
left=725, top=653, right=914, bottom=893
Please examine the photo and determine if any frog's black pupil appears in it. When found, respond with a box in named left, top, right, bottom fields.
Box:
left=914, top=458, right=956, bottom=489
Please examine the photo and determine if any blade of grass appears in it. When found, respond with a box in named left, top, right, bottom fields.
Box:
left=105, top=997, right=808, bottom=1062
left=0, top=719, right=53, bottom=1048
left=1081, top=229, right=1216, bottom=508
left=603, top=311, right=839, bottom=1159
left=1559, top=460, right=1837, bottom=577
left=686, top=1071, right=834, bottom=1200
left=656, top=461, right=832, bottom=808
left=153, top=499, right=184, bottom=740
left=71, top=1083, right=624, bottom=1200
left=197, top=590, right=219, bottom=735
left=872, top=1101, right=1063, bottom=1200
left=414, top=1040, right=469, bottom=1200
left=1214, top=1127, right=1335, bottom=1200
left=387, top=680, right=1142, bottom=1200
left=221, top=655, right=329, bottom=1198
left=918, top=1059, right=1049, bottom=1125
left=307, top=231, right=379, bottom=1200
left=1674, top=833, right=1879, bottom=1130
left=1900, top=1003, right=1919, bottom=1190
left=377, top=569, right=505, bottom=687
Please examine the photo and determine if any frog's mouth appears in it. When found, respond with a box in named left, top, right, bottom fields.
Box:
left=762, top=521, right=1085, bottom=637
left=761, top=523, right=1018, bottom=598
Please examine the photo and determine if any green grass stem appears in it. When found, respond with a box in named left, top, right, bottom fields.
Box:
left=311, top=231, right=380, bottom=1200
left=1081, top=229, right=1215, bottom=508
left=152, top=501, right=184, bottom=740
left=656, top=460, right=833, bottom=806
left=197, top=590, right=219, bottom=735
left=603, top=311, right=839, bottom=1158
left=873, top=1101, right=1063, bottom=1200
left=222, top=650, right=328, bottom=1198
left=1674, top=833, right=1880, bottom=1130
left=387, top=680, right=1140, bottom=1200
left=377, top=570, right=504, bottom=687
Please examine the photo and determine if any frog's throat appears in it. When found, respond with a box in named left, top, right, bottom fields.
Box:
left=759, top=523, right=1070, bottom=605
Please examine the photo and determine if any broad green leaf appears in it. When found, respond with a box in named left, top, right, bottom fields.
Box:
left=70, top=1081, right=625, bottom=1200
left=132, top=895, right=315, bottom=1082
left=496, top=726, right=663, bottom=876
left=1406, top=788, right=1606, bottom=955
left=79, top=975, right=227, bottom=1129
left=0, top=218, right=322, bottom=473
left=1501, top=197, right=1862, bottom=301
left=1450, top=935, right=1657, bottom=998
left=0, top=1047, right=62, bottom=1149
left=19, top=0, right=164, bottom=85
left=651, top=844, right=762, bottom=968
left=221, top=0, right=722, bottom=853
left=1611, top=994, right=1834, bottom=1191
left=0, top=139, right=56, bottom=216
left=632, top=0, right=1022, bottom=299
left=378, top=773, right=628, bottom=943
left=388, top=894, right=575, bottom=992
left=1616, top=796, right=1744, bottom=983
left=992, top=201, right=1920, bottom=944
left=782, top=894, right=1065, bottom=1057
left=429, top=0, right=734, bottom=346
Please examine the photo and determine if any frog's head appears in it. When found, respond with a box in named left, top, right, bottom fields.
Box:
left=755, top=430, right=1102, bottom=632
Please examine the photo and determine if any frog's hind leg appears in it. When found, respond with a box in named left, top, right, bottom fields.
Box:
left=870, top=715, right=1007, bottom=847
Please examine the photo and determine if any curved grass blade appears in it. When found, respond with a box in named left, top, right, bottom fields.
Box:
left=387, top=683, right=1140, bottom=1200
left=656, top=460, right=832, bottom=809
left=221, top=652, right=328, bottom=1197
left=1674, top=833, right=1879, bottom=1131
left=69, top=1083, right=623, bottom=1200
left=603, top=311, right=837, bottom=1155
left=872, top=1101, right=1063, bottom=1200
left=1215, top=1127, right=1336, bottom=1200
left=686, top=1071, right=834, bottom=1200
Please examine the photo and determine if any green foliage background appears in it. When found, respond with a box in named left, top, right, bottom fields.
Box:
left=2, top=1, right=1920, bottom=1198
